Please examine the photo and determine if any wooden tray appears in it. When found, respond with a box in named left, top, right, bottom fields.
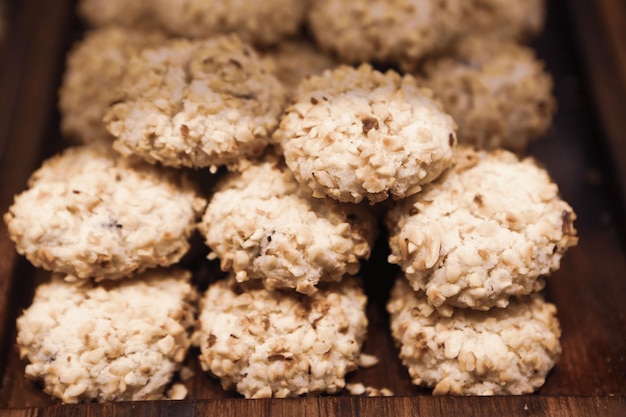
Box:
left=1, top=0, right=625, bottom=415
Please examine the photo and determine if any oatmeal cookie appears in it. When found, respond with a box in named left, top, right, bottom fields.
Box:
left=3, top=144, right=206, bottom=281
left=193, top=276, right=368, bottom=398
left=386, top=146, right=578, bottom=313
left=151, top=0, right=307, bottom=47
left=387, top=277, right=561, bottom=395
left=58, top=26, right=167, bottom=143
left=199, top=152, right=377, bottom=295
left=104, top=35, right=286, bottom=171
left=16, top=268, right=198, bottom=403
left=273, top=64, right=457, bottom=204
left=308, top=0, right=464, bottom=67
left=420, top=36, right=555, bottom=152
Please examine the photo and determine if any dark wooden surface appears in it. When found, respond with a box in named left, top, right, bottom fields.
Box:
left=0, top=0, right=625, bottom=415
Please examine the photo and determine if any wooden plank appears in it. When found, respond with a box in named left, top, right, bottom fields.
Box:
left=567, top=0, right=626, bottom=216
left=0, top=396, right=624, bottom=417
left=0, top=0, right=76, bottom=385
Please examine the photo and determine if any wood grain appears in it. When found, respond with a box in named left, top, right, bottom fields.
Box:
left=0, top=0, right=625, bottom=415
left=568, top=0, right=626, bottom=219
left=1, top=396, right=626, bottom=417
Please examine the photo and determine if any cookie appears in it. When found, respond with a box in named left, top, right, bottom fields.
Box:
left=199, top=152, right=377, bottom=295
left=193, top=276, right=368, bottom=398
left=261, top=39, right=338, bottom=99
left=308, top=0, right=464, bottom=67
left=461, top=0, right=546, bottom=41
left=16, top=268, right=198, bottom=403
left=3, top=144, right=207, bottom=281
left=273, top=64, right=457, bottom=204
left=387, top=277, right=562, bottom=395
left=386, top=146, right=578, bottom=313
left=151, top=0, right=307, bottom=47
left=77, top=0, right=156, bottom=28
left=104, top=35, right=286, bottom=171
left=58, top=26, right=167, bottom=143
left=420, top=36, right=555, bottom=152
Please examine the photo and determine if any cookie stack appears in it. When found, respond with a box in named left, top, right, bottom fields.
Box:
left=3, top=142, right=206, bottom=402
left=385, top=146, right=578, bottom=394
left=2, top=0, right=579, bottom=403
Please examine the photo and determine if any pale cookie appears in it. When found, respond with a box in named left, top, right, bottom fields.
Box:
left=261, top=39, right=338, bottom=99
left=193, top=276, right=368, bottom=398
left=58, top=26, right=167, bottom=143
left=273, top=64, right=457, bottom=204
left=461, top=0, right=546, bottom=41
left=3, top=144, right=207, bottom=281
left=199, top=152, right=377, bottom=295
left=151, top=0, right=307, bottom=46
left=386, top=146, right=578, bottom=313
left=16, top=268, right=198, bottom=403
left=308, top=0, right=464, bottom=67
left=77, top=0, right=157, bottom=28
left=104, top=35, right=286, bottom=171
left=387, top=277, right=561, bottom=395
left=420, top=36, right=555, bottom=152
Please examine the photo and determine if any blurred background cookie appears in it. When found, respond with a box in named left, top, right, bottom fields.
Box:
left=151, top=0, right=308, bottom=47
left=419, top=35, right=555, bottom=152
left=58, top=26, right=167, bottom=144
left=308, top=0, right=464, bottom=67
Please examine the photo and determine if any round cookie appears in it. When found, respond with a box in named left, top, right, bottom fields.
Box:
left=151, top=0, right=307, bottom=47
left=387, top=277, right=562, bottom=395
left=104, top=35, right=286, bottom=171
left=386, top=146, right=578, bottom=313
left=261, top=39, right=338, bottom=99
left=461, top=0, right=546, bottom=41
left=419, top=36, right=555, bottom=152
left=77, top=0, right=157, bottom=28
left=273, top=64, right=457, bottom=204
left=193, top=276, right=368, bottom=398
left=16, top=268, right=198, bottom=403
left=308, top=0, right=464, bottom=67
left=58, top=26, right=167, bottom=144
left=199, top=152, right=377, bottom=295
left=3, top=144, right=207, bottom=281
